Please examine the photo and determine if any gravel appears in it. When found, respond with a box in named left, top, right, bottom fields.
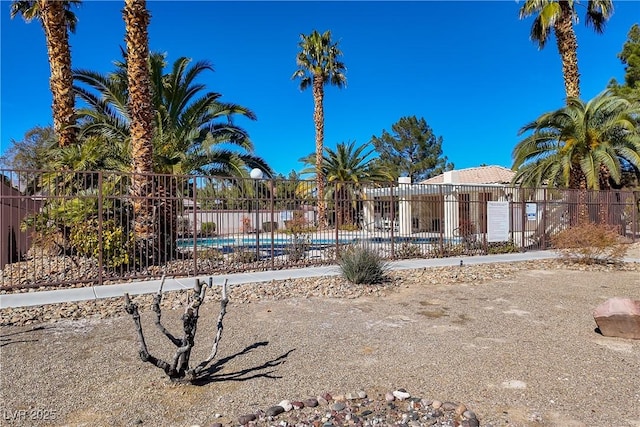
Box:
left=1, top=259, right=640, bottom=426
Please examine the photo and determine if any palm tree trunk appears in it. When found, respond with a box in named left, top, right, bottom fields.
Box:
left=40, top=0, right=76, bottom=147
left=554, top=0, right=581, bottom=100
left=569, top=166, right=588, bottom=224
left=312, top=74, right=327, bottom=229
left=598, top=164, right=611, bottom=224
left=124, top=0, right=156, bottom=264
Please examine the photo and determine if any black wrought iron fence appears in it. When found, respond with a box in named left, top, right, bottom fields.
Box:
left=1, top=169, right=638, bottom=290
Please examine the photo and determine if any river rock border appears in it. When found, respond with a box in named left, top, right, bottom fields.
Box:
left=210, top=388, right=481, bottom=427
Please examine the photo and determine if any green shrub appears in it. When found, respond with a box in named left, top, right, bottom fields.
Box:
left=195, top=247, right=224, bottom=261
left=285, top=236, right=310, bottom=261
left=338, top=245, right=389, bottom=284
left=200, top=222, right=216, bottom=235
left=338, top=223, right=359, bottom=231
left=232, top=250, right=258, bottom=263
left=396, top=242, right=423, bottom=258
left=487, top=241, right=519, bottom=254
left=262, top=221, right=278, bottom=232
left=177, top=216, right=192, bottom=236
left=70, top=219, right=132, bottom=267
left=431, top=243, right=466, bottom=258
left=551, top=222, right=628, bottom=264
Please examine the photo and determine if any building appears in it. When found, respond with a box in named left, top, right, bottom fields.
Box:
left=361, top=166, right=518, bottom=238
left=0, top=180, right=41, bottom=268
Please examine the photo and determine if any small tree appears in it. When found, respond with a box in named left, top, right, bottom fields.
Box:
left=370, top=116, right=453, bottom=182
left=608, top=23, right=640, bottom=102
left=124, top=276, right=230, bottom=382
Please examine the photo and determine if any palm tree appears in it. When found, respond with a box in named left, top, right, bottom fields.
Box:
left=11, top=0, right=80, bottom=147
left=292, top=30, right=347, bottom=229
left=74, top=53, right=270, bottom=177
left=74, top=50, right=272, bottom=261
left=512, top=91, right=640, bottom=222
left=123, top=0, right=156, bottom=262
left=301, top=141, right=392, bottom=227
left=519, top=0, right=613, bottom=100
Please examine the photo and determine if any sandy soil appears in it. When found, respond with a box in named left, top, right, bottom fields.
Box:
left=1, top=261, right=640, bottom=427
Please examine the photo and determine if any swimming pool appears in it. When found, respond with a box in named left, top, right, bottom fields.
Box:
left=177, top=235, right=461, bottom=249
left=176, top=236, right=358, bottom=249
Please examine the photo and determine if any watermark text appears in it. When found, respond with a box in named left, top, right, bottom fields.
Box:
left=2, top=408, right=57, bottom=423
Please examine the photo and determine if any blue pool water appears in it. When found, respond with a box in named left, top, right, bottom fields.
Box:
left=177, top=235, right=461, bottom=249
left=177, top=236, right=357, bottom=249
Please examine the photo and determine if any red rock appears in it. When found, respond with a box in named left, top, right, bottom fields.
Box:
left=593, top=297, right=640, bottom=340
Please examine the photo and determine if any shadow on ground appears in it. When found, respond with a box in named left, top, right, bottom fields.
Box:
left=192, top=340, right=295, bottom=386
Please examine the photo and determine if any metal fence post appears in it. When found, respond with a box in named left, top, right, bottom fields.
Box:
left=192, top=178, right=198, bottom=275
left=541, top=188, right=547, bottom=249
left=334, top=184, right=339, bottom=259
left=520, top=188, right=526, bottom=250
left=390, top=184, right=395, bottom=259
left=97, top=171, right=104, bottom=287
left=270, top=179, right=275, bottom=270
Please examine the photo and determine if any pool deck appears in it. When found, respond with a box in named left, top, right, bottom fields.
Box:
left=4, top=250, right=639, bottom=309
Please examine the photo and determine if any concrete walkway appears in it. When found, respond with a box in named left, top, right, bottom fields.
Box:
left=1, top=251, right=638, bottom=309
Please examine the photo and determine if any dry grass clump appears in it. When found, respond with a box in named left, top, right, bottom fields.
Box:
left=338, top=245, right=389, bottom=284
left=551, top=222, right=628, bottom=264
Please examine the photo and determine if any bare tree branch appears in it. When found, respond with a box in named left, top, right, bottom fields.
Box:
left=189, top=278, right=229, bottom=377
left=152, top=274, right=182, bottom=346
left=124, top=293, right=174, bottom=376
left=124, top=276, right=231, bottom=382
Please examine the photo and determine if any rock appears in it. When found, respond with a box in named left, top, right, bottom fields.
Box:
left=463, top=410, right=477, bottom=420
left=462, top=418, right=480, bottom=427
left=266, top=406, right=285, bottom=417
left=385, top=392, right=395, bottom=401
left=593, top=297, right=640, bottom=339
left=455, top=404, right=467, bottom=415
left=278, top=400, right=293, bottom=411
left=321, top=392, right=333, bottom=401
left=331, top=402, right=346, bottom=411
left=291, top=401, right=305, bottom=409
left=393, top=390, right=411, bottom=400
left=237, top=414, right=256, bottom=425
left=442, top=401, right=457, bottom=411
left=357, top=390, right=367, bottom=399
left=345, top=392, right=359, bottom=400
left=303, top=398, right=318, bottom=408
left=317, top=396, right=328, bottom=406
left=432, top=400, right=442, bottom=409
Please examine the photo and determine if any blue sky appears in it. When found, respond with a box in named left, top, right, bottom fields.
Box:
left=1, top=1, right=638, bottom=177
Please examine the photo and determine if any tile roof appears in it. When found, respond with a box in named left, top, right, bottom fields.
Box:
left=420, top=166, right=516, bottom=185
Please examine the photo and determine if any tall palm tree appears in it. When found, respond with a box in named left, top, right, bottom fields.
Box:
left=512, top=91, right=640, bottom=222
left=292, top=30, right=347, bottom=229
left=301, top=141, right=392, bottom=226
left=519, top=0, right=613, bottom=100
left=123, top=0, right=155, bottom=262
left=11, top=0, right=80, bottom=147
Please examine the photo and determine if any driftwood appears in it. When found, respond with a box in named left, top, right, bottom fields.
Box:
left=124, top=275, right=229, bottom=382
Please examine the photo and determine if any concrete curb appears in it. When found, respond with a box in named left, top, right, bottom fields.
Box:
left=1, top=251, right=638, bottom=309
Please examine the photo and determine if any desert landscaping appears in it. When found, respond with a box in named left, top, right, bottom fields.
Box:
left=1, top=255, right=640, bottom=427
